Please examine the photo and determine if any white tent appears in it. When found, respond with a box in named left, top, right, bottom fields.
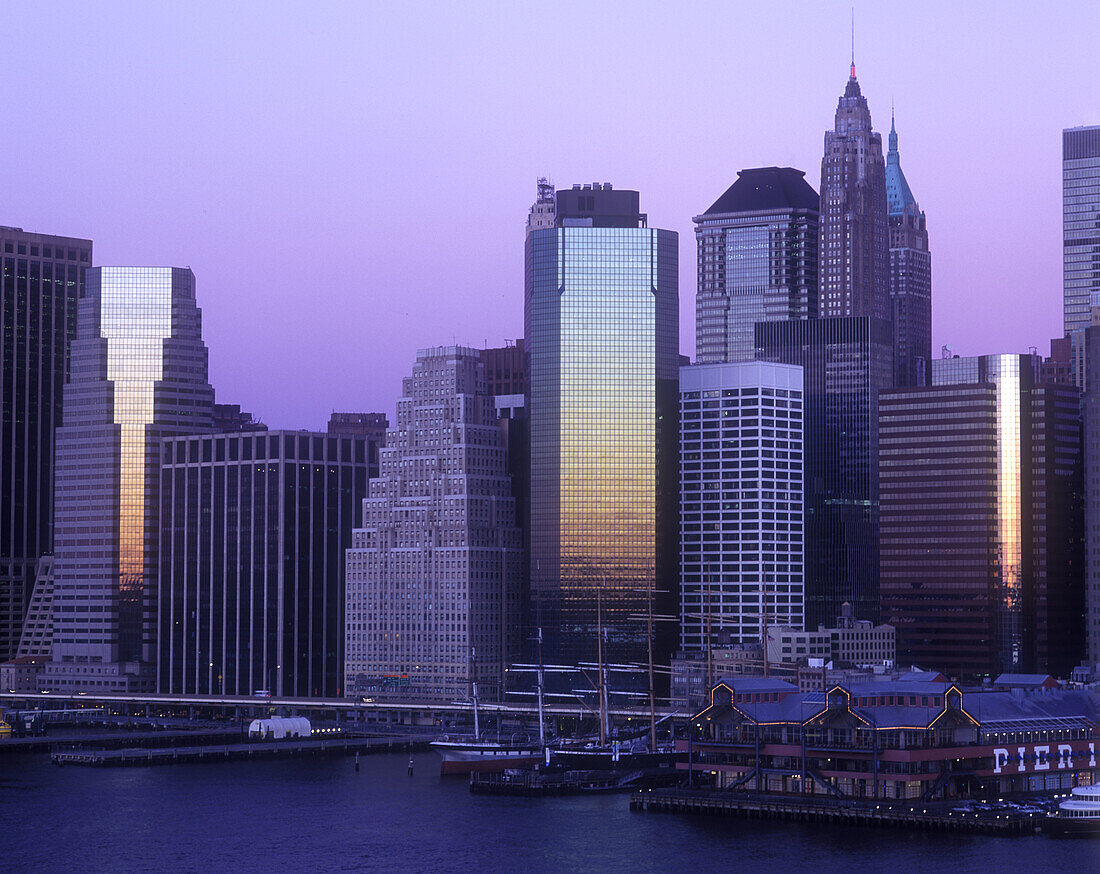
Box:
left=247, top=716, right=312, bottom=740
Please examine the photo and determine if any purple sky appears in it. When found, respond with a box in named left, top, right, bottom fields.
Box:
left=2, top=2, right=1096, bottom=428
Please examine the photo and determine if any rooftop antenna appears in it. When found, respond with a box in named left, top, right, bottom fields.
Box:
left=850, top=7, right=856, bottom=78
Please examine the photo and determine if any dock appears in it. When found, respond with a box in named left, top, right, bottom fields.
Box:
left=629, top=789, right=1045, bottom=837
left=51, top=735, right=428, bottom=767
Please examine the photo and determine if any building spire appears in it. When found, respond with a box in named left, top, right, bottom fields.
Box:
left=850, top=7, right=856, bottom=78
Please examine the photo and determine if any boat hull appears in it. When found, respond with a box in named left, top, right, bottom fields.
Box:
left=1044, top=816, right=1100, bottom=837
left=431, top=742, right=543, bottom=776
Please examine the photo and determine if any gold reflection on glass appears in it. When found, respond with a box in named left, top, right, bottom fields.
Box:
left=558, top=228, right=656, bottom=628
left=100, top=268, right=173, bottom=596
left=994, top=357, right=1022, bottom=667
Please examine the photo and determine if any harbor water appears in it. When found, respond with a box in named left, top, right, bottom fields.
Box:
left=2, top=752, right=1096, bottom=872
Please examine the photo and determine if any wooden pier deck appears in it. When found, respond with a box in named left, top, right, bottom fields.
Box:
left=51, top=735, right=428, bottom=767
left=630, top=789, right=1044, bottom=837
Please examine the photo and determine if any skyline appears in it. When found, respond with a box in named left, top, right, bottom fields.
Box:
left=0, top=2, right=1096, bottom=427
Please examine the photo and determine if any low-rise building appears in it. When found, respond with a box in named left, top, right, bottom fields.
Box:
left=683, top=679, right=1100, bottom=799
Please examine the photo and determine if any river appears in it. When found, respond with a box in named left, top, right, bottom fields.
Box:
left=1, top=752, right=1095, bottom=872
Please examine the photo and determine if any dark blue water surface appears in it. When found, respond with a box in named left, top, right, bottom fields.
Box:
left=2, top=752, right=1097, bottom=873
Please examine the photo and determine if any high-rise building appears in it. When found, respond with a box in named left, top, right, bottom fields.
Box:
left=693, top=168, right=819, bottom=364
left=819, top=64, right=890, bottom=323
left=679, top=361, right=804, bottom=653
left=885, top=114, right=932, bottom=387
left=1086, top=322, right=1100, bottom=672
left=880, top=354, right=1084, bottom=678
left=756, top=316, right=893, bottom=629
left=158, top=431, right=369, bottom=697
left=1063, top=126, right=1100, bottom=390
left=0, top=228, right=91, bottom=661
left=327, top=412, right=388, bottom=479
left=44, top=267, right=213, bottom=693
left=344, top=346, right=522, bottom=701
left=481, top=339, right=527, bottom=397
left=526, top=182, right=680, bottom=668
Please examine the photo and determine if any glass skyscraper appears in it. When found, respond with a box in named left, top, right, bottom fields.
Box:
left=756, top=316, right=893, bottom=629
left=159, top=431, right=370, bottom=697
left=0, top=229, right=91, bottom=661
left=881, top=354, right=1084, bottom=677
left=526, top=183, right=679, bottom=668
left=693, top=167, right=819, bottom=364
left=1063, top=126, right=1100, bottom=390
left=44, top=267, right=213, bottom=693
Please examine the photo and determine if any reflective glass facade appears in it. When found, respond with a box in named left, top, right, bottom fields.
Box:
left=526, top=206, right=679, bottom=668
left=756, top=316, right=893, bottom=628
left=0, top=230, right=89, bottom=660
left=694, top=168, right=819, bottom=365
left=1063, top=126, right=1100, bottom=390
left=881, top=355, right=1084, bottom=677
left=46, top=267, right=213, bottom=693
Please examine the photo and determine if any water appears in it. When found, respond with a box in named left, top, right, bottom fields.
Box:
left=2, top=752, right=1096, bottom=872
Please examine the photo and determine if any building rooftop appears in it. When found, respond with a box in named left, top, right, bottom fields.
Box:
left=701, top=167, right=819, bottom=217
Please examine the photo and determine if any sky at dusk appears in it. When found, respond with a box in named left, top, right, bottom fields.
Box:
left=1, top=1, right=1096, bottom=428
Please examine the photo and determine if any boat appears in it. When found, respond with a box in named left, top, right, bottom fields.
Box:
left=432, top=641, right=549, bottom=775
left=1045, top=784, right=1100, bottom=836
left=430, top=737, right=545, bottom=775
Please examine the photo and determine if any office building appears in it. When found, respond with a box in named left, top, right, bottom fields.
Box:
left=679, top=361, right=804, bottom=653
left=693, top=168, right=819, bottom=364
left=481, top=339, right=527, bottom=397
left=1064, top=126, right=1100, bottom=390
left=344, top=346, right=522, bottom=701
left=158, top=431, right=369, bottom=697
left=885, top=114, right=932, bottom=387
left=327, top=412, right=388, bottom=479
left=0, top=228, right=91, bottom=661
left=1087, top=323, right=1100, bottom=671
left=880, top=354, right=1084, bottom=678
left=44, top=267, right=214, bottom=693
left=818, top=63, right=890, bottom=322
left=526, top=182, right=680, bottom=668
left=756, top=316, right=892, bottom=629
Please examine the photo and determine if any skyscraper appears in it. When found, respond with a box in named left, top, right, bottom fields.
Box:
left=0, top=228, right=91, bottom=661
left=159, top=431, right=369, bottom=697
left=818, top=63, right=890, bottom=323
left=880, top=354, right=1084, bottom=678
left=756, top=316, right=893, bottom=628
left=526, top=182, right=679, bottom=668
left=1063, top=126, right=1100, bottom=390
left=44, top=267, right=213, bottom=693
left=679, top=361, right=804, bottom=653
left=885, top=114, right=932, bottom=387
left=693, top=167, right=819, bottom=364
left=344, top=346, right=522, bottom=701
left=1086, top=322, right=1100, bottom=672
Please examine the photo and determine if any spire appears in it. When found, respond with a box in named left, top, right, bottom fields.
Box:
left=885, top=111, right=918, bottom=216
left=849, top=7, right=856, bottom=79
